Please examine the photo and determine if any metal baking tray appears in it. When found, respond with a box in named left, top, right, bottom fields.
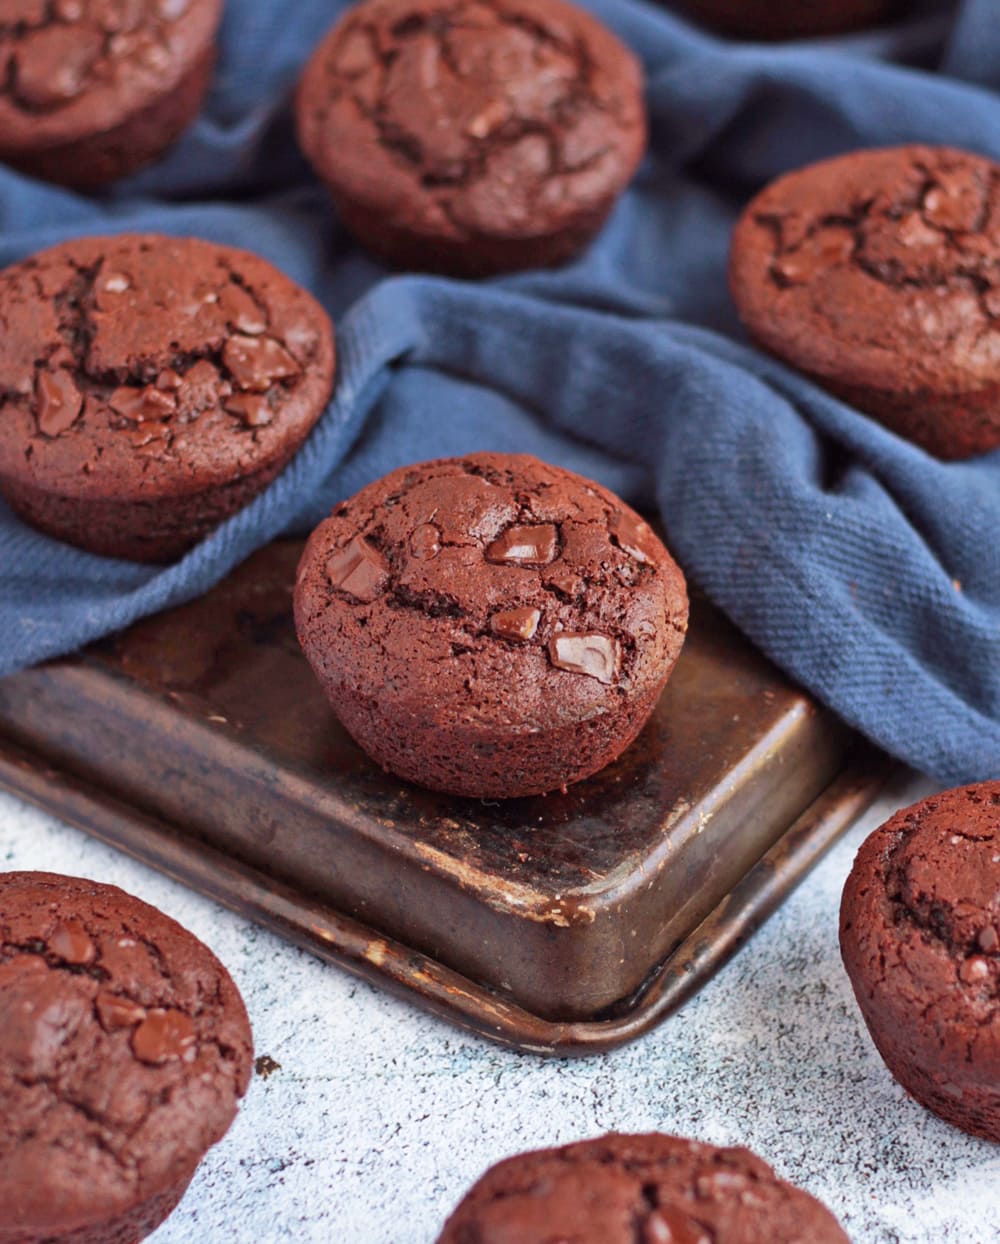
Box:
left=0, top=540, right=885, bottom=1054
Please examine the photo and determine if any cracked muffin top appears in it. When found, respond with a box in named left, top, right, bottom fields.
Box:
left=0, top=871, right=253, bottom=1241
left=295, top=0, right=646, bottom=258
left=729, top=146, right=1000, bottom=428
left=436, top=1133, right=850, bottom=1243
left=0, top=0, right=222, bottom=153
left=0, top=233, right=335, bottom=501
left=295, top=453, right=688, bottom=737
left=840, top=783, right=1000, bottom=1073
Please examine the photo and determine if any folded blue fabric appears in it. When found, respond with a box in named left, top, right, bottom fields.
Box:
left=2, top=0, right=998, bottom=785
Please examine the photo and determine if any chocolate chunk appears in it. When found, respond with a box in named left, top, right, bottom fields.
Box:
left=225, top=393, right=273, bottom=428
left=110, top=385, right=177, bottom=422
left=176, top=358, right=227, bottom=418
left=548, top=632, right=620, bottom=684
left=610, top=509, right=659, bottom=565
left=223, top=335, right=300, bottom=392
left=644, top=1208, right=710, bottom=1244
left=49, top=920, right=96, bottom=965
left=95, top=991, right=147, bottom=1031
left=959, top=956, right=991, bottom=985
left=326, top=535, right=390, bottom=602
left=131, top=1008, right=197, bottom=1064
left=978, top=925, right=999, bottom=953
left=219, top=283, right=268, bottom=335
left=485, top=523, right=558, bottom=567
left=35, top=370, right=82, bottom=437
left=155, top=368, right=183, bottom=391
left=410, top=523, right=442, bottom=560
left=490, top=606, right=541, bottom=642
left=100, top=271, right=131, bottom=294
left=14, top=25, right=102, bottom=108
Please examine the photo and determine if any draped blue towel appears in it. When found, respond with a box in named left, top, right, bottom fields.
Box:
left=1, top=0, right=998, bottom=785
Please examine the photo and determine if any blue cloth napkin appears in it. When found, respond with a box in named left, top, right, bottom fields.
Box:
left=2, top=0, right=998, bottom=785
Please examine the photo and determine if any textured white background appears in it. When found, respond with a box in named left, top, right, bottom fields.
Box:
left=3, top=772, right=1000, bottom=1244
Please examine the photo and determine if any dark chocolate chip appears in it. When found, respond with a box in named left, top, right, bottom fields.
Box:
left=49, top=920, right=96, bottom=965
left=223, top=334, right=300, bottom=392
left=225, top=393, right=273, bottom=427
left=326, top=535, right=390, bottom=602
left=490, top=606, right=541, bottom=642
left=409, top=523, right=442, bottom=559
left=132, top=1008, right=197, bottom=1064
left=548, top=632, right=620, bottom=684
left=35, top=370, right=83, bottom=437
left=485, top=523, right=558, bottom=567
left=95, top=991, right=147, bottom=1031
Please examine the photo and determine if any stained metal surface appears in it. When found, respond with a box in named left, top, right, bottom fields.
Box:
left=0, top=540, right=885, bottom=1043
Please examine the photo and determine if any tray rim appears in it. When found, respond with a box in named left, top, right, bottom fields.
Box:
left=0, top=730, right=888, bottom=1056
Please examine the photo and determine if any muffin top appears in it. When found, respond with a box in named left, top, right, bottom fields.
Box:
left=0, top=871, right=253, bottom=1240
left=296, top=0, right=646, bottom=244
left=841, top=782, right=1000, bottom=1054
left=0, top=0, right=223, bottom=152
left=295, top=453, right=688, bottom=737
left=436, top=1133, right=850, bottom=1243
left=729, top=145, right=1000, bottom=400
left=0, top=233, right=335, bottom=501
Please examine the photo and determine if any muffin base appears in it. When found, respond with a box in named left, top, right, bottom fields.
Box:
left=3, top=1167, right=193, bottom=1244
left=1, top=445, right=295, bottom=562
left=861, top=1019, right=1000, bottom=1142
left=332, top=191, right=617, bottom=278
left=1, top=45, right=216, bottom=190
left=323, top=675, right=668, bottom=799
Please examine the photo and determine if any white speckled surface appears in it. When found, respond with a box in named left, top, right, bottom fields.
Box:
left=2, top=771, right=1000, bottom=1243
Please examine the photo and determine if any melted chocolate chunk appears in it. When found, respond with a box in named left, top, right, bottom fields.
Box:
left=225, top=393, right=273, bottom=428
left=223, top=334, right=299, bottom=393
left=548, top=631, right=620, bottom=684
left=490, top=606, right=541, bottom=642
left=410, top=522, right=442, bottom=559
left=644, top=1207, right=710, bottom=1244
left=485, top=522, right=558, bottom=567
left=35, top=370, right=82, bottom=436
left=49, top=920, right=96, bottom=965
left=131, top=1007, right=197, bottom=1064
left=110, top=384, right=177, bottom=422
left=95, top=991, right=148, bottom=1031
left=610, top=509, right=659, bottom=565
left=326, top=535, right=390, bottom=603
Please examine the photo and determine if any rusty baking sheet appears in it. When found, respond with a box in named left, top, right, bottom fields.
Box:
left=0, top=540, right=886, bottom=1053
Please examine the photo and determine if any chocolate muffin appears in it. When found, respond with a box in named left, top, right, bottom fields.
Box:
left=840, top=782, right=1000, bottom=1141
left=295, top=0, right=647, bottom=277
left=0, top=871, right=253, bottom=1244
left=674, top=0, right=899, bottom=39
left=436, top=1133, right=851, bottom=1243
left=294, top=453, right=688, bottom=798
left=729, top=145, right=1000, bottom=460
left=0, top=233, right=335, bottom=562
left=0, top=0, right=223, bottom=188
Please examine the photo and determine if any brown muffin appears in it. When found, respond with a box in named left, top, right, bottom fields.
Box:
left=436, top=1133, right=851, bottom=1243
left=0, top=871, right=254, bottom=1244
left=0, top=0, right=223, bottom=188
left=294, top=453, right=688, bottom=799
left=295, top=0, right=647, bottom=277
left=840, top=783, right=1000, bottom=1142
left=0, top=233, right=335, bottom=562
left=674, top=0, right=899, bottom=39
left=729, top=145, right=1000, bottom=460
